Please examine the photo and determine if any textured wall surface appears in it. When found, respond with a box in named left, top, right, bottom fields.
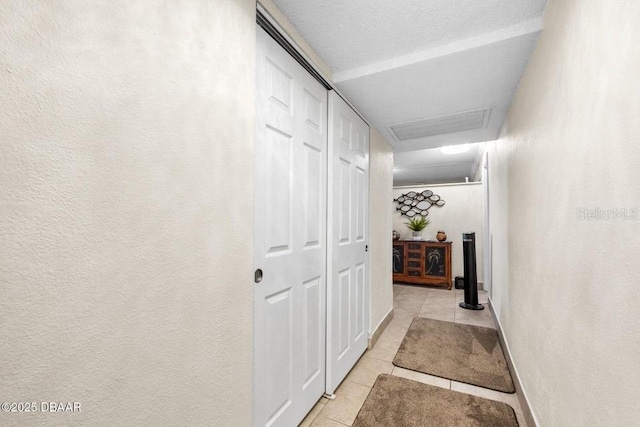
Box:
left=0, top=1, right=255, bottom=425
left=488, top=0, right=640, bottom=425
left=392, top=184, right=483, bottom=281
left=368, top=128, right=394, bottom=333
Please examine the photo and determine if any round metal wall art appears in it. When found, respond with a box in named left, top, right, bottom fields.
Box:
left=394, top=189, right=445, bottom=217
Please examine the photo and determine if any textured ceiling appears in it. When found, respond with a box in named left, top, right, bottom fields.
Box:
left=272, top=0, right=547, bottom=73
left=271, top=0, right=547, bottom=185
left=335, top=30, right=541, bottom=152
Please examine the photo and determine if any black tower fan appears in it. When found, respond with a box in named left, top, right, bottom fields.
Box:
left=459, top=232, right=484, bottom=310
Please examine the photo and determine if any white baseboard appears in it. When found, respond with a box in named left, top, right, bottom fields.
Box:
left=368, top=307, right=394, bottom=349
left=487, top=296, right=539, bottom=427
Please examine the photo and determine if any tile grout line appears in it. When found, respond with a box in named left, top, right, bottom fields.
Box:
left=307, top=402, right=326, bottom=426
left=347, top=378, right=376, bottom=388
left=323, top=413, right=352, bottom=427
left=365, top=354, right=397, bottom=363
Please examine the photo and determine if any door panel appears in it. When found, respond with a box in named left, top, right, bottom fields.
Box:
left=339, top=159, right=351, bottom=244
left=264, top=288, right=292, bottom=423
left=303, top=144, right=322, bottom=248
left=266, top=59, right=293, bottom=113
left=338, top=268, right=351, bottom=358
left=355, top=262, right=365, bottom=339
left=339, top=115, right=351, bottom=148
left=265, top=127, right=293, bottom=255
left=304, top=89, right=323, bottom=131
left=302, top=276, right=322, bottom=388
left=255, top=26, right=328, bottom=427
left=356, top=127, right=367, bottom=158
left=355, top=166, right=366, bottom=241
left=327, top=91, right=370, bottom=394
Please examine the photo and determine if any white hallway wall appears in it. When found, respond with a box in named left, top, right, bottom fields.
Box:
left=488, top=0, right=640, bottom=425
left=369, top=128, right=394, bottom=333
left=0, top=1, right=255, bottom=425
left=392, top=184, right=484, bottom=282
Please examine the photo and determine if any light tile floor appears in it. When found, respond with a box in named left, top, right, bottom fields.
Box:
left=300, top=284, right=528, bottom=427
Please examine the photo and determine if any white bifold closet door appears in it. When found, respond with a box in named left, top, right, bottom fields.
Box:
left=254, top=26, right=328, bottom=427
left=326, top=91, right=370, bottom=395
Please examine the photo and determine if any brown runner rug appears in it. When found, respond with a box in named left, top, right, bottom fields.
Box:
left=393, top=318, right=515, bottom=393
left=353, top=375, right=518, bottom=427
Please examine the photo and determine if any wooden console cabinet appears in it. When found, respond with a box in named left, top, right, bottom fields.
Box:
left=392, top=240, right=452, bottom=289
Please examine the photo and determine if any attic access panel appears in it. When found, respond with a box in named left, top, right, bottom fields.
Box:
left=389, top=108, right=492, bottom=141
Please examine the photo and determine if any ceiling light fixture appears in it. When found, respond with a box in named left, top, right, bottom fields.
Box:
left=440, top=144, right=470, bottom=155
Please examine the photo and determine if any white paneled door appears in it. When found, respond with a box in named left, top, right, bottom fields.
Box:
left=326, top=91, right=370, bottom=395
left=254, top=27, right=328, bottom=427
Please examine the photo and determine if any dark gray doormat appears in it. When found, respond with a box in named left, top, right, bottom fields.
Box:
left=353, top=374, right=518, bottom=427
left=393, top=318, right=515, bottom=393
